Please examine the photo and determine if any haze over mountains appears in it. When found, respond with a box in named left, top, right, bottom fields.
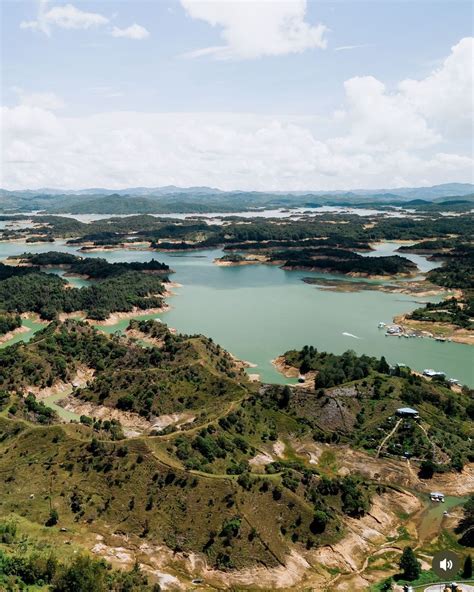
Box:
left=0, top=183, right=473, bottom=215
left=1, top=182, right=473, bottom=199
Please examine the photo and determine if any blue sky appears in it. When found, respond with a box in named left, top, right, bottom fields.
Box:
left=1, top=0, right=473, bottom=190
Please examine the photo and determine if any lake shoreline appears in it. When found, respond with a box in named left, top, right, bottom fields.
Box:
left=0, top=324, right=29, bottom=345
left=393, top=313, right=474, bottom=346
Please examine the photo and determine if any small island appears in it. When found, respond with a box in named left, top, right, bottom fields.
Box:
left=214, top=253, right=265, bottom=266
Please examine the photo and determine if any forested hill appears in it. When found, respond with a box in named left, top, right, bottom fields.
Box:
left=14, top=251, right=170, bottom=277
left=277, top=346, right=473, bottom=472
left=0, top=320, right=250, bottom=419
left=0, top=260, right=167, bottom=320
left=269, top=248, right=418, bottom=275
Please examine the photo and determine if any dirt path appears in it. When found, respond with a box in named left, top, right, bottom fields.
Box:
left=326, top=544, right=404, bottom=590
left=376, top=418, right=402, bottom=458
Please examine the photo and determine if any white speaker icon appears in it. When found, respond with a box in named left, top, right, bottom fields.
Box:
left=440, top=557, right=453, bottom=571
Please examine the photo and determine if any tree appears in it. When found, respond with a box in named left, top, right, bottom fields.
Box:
left=52, top=555, right=108, bottom=592
left=399, top=547, right=421, bottom=581
left=46, top=508, right=59, bottom=527
left=458, top=496, right=474, bottom=547
left=377, top=356, right=390, bottom=374
left=310, top=510, right=328, bottom=534
left=279, top=385, right=291, bottom=409
left=418, top=459, right=436, bottom=479
left=451, top=452, right=465, bottom=472
left=463, top=555, right=472, bottom=578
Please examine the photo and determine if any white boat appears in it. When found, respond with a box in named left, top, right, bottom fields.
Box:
left=423, top=369, right=446, bottom=377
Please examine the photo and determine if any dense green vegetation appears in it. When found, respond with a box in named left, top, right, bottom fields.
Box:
left=365, top=214, right=474, bottom=241
left=0, top=261, right=166, bottom=320
left=399, top=546, right=421, bottom=581
left=408, top=296, right=474, bottom=329
left=283, top=346, right=391, bottom=386
left=397, top=238, right=462, bottom=253
left=17, top=252, right=170, bottom=278
left=0, top=320, right=249, bottom=419
left=399, top=241, right=474, bottom=324
left=457, top=495, right=474, bottom=547
left=426, top=255, right=474, bottom=290
left=0, top=313, right=21, bottom=336
left=270, top=248, right=417, bottom=275
left=0, top=537, right=161, bottom=591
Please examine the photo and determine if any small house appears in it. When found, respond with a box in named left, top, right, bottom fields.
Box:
left=396, top=407, right=419, bottom=419
left=430, top=492, right=445, bottom=502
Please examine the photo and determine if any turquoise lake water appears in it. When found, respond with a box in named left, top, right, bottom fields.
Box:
left=0, top=239, right=472, bottom=386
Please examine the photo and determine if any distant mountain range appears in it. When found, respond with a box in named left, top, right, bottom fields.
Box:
left=1, top=182, right=473, bottom=200
left=0, top=183, right=473, bottom=214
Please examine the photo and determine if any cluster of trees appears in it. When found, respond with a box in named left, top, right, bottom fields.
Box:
left=0, top=313, right=21, bottom=336
left=173, top=425, right=251, bottom=472
left=456, top=494, right=474, bottom=547
left=312, top=475, right=371, bottom=518
left=366, top=214, right=474, bottom=241
left=409, top=296, right=474, bottom=329
left=397, top=238, right=460, bottom=253
left=26, top=235, right=55, bottom=243
left=0, top=264, right=165, bottom=320
left=284, top=346, right=391, bottom=388
left=427, top=257, right=474, bottom=290
left=0, top=321, right=133, bottom=391
left=223, top=235, right=371, bottom=252
left=270, top=248, right=417, bottom=275
left=8, top=393, right=57, bottom=424
left=0, top=320, right=248, bottom=420
left=19, top=252, right=170, bottom=278
left=0, top=549, right=162, bottom=591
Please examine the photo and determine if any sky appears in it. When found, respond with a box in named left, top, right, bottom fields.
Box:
left=1, top=0, right=473, bottom=191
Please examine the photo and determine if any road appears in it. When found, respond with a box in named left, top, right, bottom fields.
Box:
left=422, top=584, right=474, bottom=592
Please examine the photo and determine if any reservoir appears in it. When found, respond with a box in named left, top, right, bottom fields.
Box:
left=0, top=239, right=472, bottom=386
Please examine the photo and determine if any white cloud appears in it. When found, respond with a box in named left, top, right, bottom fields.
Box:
left=12, top=88, right=64, bottom=111
left=334, top=44, right=370, bottom=52
left=111, top=24, right=150, bottom=40
left=20, top=1, right=149, bottom=40
left=180, top=0, right=328, bottom=59
left=399, top=37, right=473, bottom=137
left=21, top=1, right=108, bottom=35
left=338, top=75, right=440, bottom=151
left=332, top=37, right=473, bottom=154
left=1, top=38, right=472, bottom=191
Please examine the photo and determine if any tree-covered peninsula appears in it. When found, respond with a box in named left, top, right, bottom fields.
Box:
left=0, top=259, right=168, bottom=320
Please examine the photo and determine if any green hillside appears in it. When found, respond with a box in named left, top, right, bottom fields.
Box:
left=0, top=320, right=472, bottom=589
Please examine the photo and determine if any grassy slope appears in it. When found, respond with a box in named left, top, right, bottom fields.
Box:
left=0, top=417, right=316, bottom=570
left=0, top=322, right=472, bottom=586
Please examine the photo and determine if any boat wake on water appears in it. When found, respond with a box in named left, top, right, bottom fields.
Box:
left=342, top=332, right=362, bottom=339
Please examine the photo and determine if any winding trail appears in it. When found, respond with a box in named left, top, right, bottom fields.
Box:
left=376, top=418, right=402, bottom=458
left=324, top=542, right=404, bottom=591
